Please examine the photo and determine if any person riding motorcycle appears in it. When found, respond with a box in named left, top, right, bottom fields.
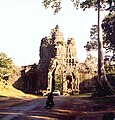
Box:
left=45, top=92, right=54, bottom=109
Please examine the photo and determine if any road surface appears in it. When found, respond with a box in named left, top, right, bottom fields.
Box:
left=0, top=96, right=115, bottom=120
left=0, top=96, right=76, bottom=120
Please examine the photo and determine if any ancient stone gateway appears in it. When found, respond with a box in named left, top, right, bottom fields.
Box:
left=18, top=25, right=80, bottom=95
left=37, top=25, right=79, bottom=95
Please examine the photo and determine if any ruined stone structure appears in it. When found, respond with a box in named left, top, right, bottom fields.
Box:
left=19, top=25, right=79, bottom=94
left=37, top=25, right=79, bottom=94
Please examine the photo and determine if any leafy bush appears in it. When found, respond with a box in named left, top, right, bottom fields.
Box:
left=0, top=51, right=20, bottom=86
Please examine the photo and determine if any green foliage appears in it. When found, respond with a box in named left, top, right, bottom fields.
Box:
left=55, top=71, right=62, bottom=91
left=0, top=52, right=12, bottom=67
left=71, top=0, right=80, bottom=9
left=84, top=13, right=115, bottom=58
left=0, top=52, right=13, bottom=76
left=55, top=78, right=62, bottom=91
left=0, top=51, right=19, bottom=82
left=80, top=0, right=115, bottom=11
left=42, top=0, right=115, bottom=14
left=80, top=0, right=97, bottom=10
left=85, top=55, right=98, bottom=72
left=84, top=41, right=98, bottom=51
left=102, top=12, right=115, bottom=52
left=105, top=60, right=115, bottom=74
left=42, top=0, right=62, bottom=14
left=42, top=0, right=79, bottom=14
left=78, top=55, right=98, bottom=83
left=84, top=25, right=98, bottom=51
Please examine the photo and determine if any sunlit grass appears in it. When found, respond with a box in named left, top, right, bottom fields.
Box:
left=0, top=82, right=38, bottom=99
left=74, top=92, right=92, bottom=97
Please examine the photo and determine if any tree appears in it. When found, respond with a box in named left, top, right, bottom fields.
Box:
left=42, top=0, right=115, bottom=97
left=84, top=12, right=115, bottom=71
left=81, top=0, right=115, bottom=97
left=84, top=12, right=115, bottom=97
left=78, top=55, right=98, bottom=93
left=0, top=52, right=13, bottom=76
left=0, top=52, right=19, bottom=83
left=42, top=0, right=79, bottom=14
left=42, top=0, right=114, bottom=13
left=79, top=54, right=98, bottom=80
left=85, top=12, right=115, bottom=57
left=102, top=12, right=115, bottom=55
left=84, top=25, right=98, bottom=51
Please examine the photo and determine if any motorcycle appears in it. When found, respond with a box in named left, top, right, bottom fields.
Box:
left=45, top=92, right=54, bottom=109
left=45, top=99, right=54, bottom=109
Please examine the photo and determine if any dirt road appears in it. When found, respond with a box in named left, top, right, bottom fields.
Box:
left=0, top=96, right=115, bottom=120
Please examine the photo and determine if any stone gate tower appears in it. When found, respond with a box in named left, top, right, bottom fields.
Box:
left=37, top=25, right=79, bottom=94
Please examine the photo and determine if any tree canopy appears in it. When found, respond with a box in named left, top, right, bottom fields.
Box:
left=84, top=25, right=98, bottom=51
left=102, top=12, right=115, bottom=53
left=42, top=0, right=114, bottom=14
left=0, top=52, right=17, bottom=79
left=84, top=12, right=115, bottom=57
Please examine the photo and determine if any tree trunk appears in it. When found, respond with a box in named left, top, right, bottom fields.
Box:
left=91, top=0, right=115, bottom=98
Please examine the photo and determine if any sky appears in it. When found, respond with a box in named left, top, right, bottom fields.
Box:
left=0, top=0, right=106, bottom=67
